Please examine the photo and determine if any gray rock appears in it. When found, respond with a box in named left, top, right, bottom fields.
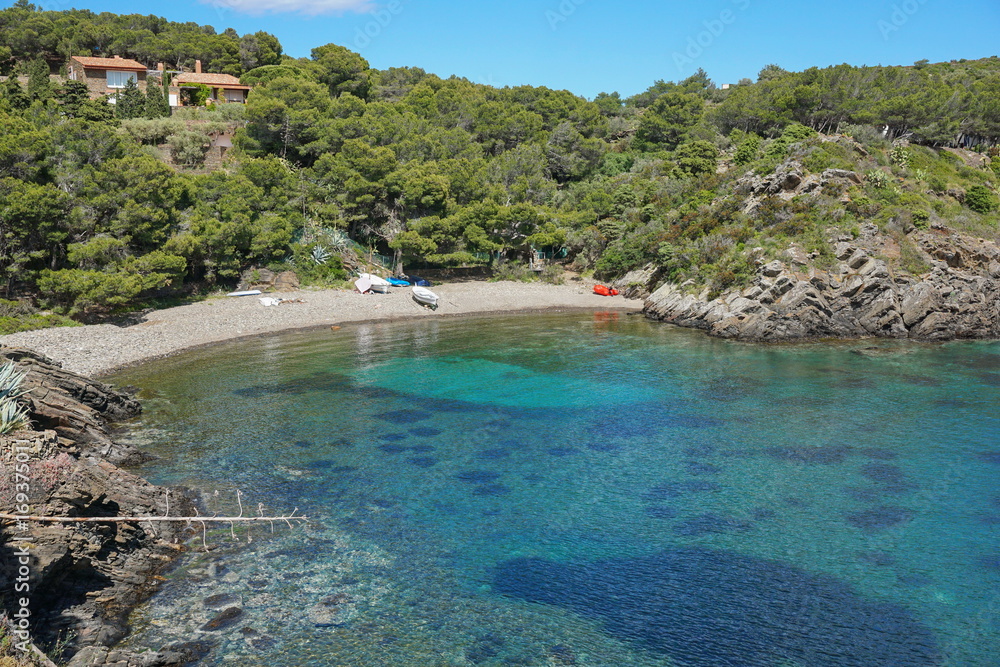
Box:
left=643, top=228, right=1000, bottom=342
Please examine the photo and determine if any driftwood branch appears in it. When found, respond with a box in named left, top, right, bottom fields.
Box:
left=1, top=490, right=307, bottom=550
left=0, top=513, right=306, bottom=524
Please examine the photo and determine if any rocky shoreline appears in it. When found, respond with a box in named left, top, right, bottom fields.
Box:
left=632, top=225, right=1000, bottom=341
left=0, top=347, right=199, bottom=666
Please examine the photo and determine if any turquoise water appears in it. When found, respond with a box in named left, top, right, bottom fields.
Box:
left=112, top=313, right=1000, bottom=666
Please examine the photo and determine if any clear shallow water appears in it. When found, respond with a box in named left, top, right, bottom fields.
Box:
left=111, top=313, right=1000, bottom=666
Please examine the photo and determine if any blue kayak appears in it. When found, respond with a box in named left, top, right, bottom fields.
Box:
left=386, top=277, right=411, bottom=286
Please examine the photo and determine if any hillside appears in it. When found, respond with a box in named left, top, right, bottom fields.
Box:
left=0, top=4, right=997, bottom=339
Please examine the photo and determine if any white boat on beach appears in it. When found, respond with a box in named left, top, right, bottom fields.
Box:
left=412, top=285, right=440, bottom=310
left=356, top=273, right=391, bottom=294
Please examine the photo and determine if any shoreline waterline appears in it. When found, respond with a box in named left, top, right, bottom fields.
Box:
left=0, top=281, right=642, bottom=377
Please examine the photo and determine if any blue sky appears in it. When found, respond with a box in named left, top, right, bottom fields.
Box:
left=14, top=0, right=1000, bottom=98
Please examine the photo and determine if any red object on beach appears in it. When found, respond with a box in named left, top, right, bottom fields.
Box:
left=593, top=284, right=615, bottom=296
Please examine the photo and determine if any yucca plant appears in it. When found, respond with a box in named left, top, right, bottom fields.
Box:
left=0, top=360, right=30, bottom=435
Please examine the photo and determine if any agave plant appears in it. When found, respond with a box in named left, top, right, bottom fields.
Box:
left=0, top=360, right=30, bottom=435
left=311, top=244, right=332, bottom=265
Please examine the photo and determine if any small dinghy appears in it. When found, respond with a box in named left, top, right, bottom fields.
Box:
left=357, top=273, right=391, bottom=294
left=386, top=277, right=411, bottom=287
left=412, top=285, right=440, bottom=310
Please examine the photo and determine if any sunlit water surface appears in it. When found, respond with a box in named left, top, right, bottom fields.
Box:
left=111, top=313, right=1000, bottom=666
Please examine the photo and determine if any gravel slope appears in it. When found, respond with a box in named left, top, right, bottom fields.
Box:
left=1, top=281, right=641, bottom=376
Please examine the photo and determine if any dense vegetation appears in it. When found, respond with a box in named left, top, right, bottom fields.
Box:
left=0, top=3, right=998, bottom=328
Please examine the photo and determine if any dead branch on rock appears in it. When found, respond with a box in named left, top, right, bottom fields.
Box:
left=1, top=490, right=307, bottom=550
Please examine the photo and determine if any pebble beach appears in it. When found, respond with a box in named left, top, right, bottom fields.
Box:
left=0, top=281, right=641, bottom=377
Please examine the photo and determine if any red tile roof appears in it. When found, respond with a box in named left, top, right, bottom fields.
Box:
left=71, top=55, right=146, bottom=71
left=172, top=72, right=250, bottom=89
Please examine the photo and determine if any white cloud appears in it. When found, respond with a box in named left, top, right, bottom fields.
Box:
left=204, top=0, right=374, bottom=17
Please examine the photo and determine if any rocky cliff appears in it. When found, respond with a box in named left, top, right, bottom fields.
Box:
left=0, top=347, right=195, bottom=666
left=638, top=224, right=1000, bottom=341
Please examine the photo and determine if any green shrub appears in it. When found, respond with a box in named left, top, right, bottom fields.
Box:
left=911, top=209, right=930, bottom=229
left=926, top=174, right=947, bottom=192
left=120, top=117, right=185, bottom=144
left=847, top=194, right=881, bottom=217
left=167, top=130, right=212, bottom=167
left=675, top=140, right=718, bottom=177
left=733, top=134, right=761, bottom=166
left=38, top=251, right=186, bottom=318
left=898, top=235, right=932, bottom=275
left=0, top=299, right=79, bottom=335
left=595, top=235, right=654, bottom=279
left=965, top=185, right=998, bottom=213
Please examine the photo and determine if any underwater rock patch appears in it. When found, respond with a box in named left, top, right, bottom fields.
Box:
left=408, top=426, right=442, bottom=437
left=845, top=505, right=914, bottom=533
left=201, top=606, right=243, bottom=632
left=493, top=547, right=939, bottom=666
left=473, top=483, right=511, bottom=496
left=643, top=481, right=722, bottom=501
left=456, top=470, right=503, bottom=484
left=203, top=593, right=241, bottom=609
left=407, top=456, right=437, bottom=468
left=377, top=408, right=432, bottom=424
left=764, top=445, right=852, bottom=465
left=685, top=461, right=722, bottom=476
left=683, top=444, right=717, bottom=458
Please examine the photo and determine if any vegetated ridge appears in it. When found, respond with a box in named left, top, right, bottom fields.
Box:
left=0, top=3, right=997, bottom=341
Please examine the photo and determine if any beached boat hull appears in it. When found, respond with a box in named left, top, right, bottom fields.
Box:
left=358, top=273, right=391, bottom=294
left=412, top=285, right=440, bottom=309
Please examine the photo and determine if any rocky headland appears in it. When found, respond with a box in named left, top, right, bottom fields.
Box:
left=0, top=347, right=198, bottom=666
left=624, top=161, right=1000, bottom=341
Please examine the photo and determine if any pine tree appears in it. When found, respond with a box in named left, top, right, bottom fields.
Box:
left=1, top=75, right=29, bottom=109
left=144, top=74, right=170, bottom=118
left=26, top=57, right=51, bottom=101
left=58, top=79, right=89, bottom=116
left=115, top=77, right=144, bottom=119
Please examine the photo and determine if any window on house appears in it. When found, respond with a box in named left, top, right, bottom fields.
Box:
left=224, top=89, right=244, bottom=103
left=106, top=70, right=136, bottom=88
